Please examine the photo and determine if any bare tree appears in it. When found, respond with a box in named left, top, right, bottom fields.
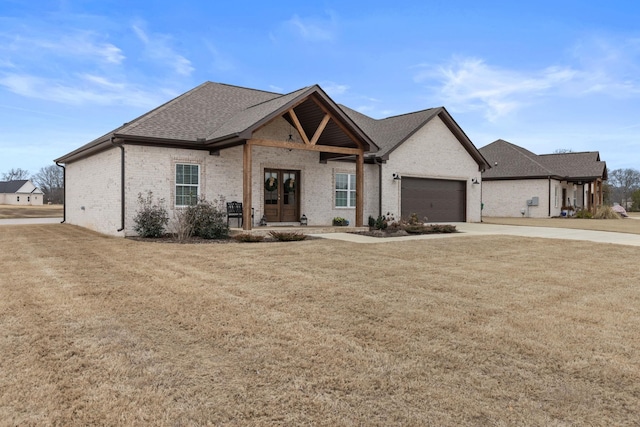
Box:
left=31, top=165, right=64, bottom=204
left=608, top=168, right=640, bottom=207
left=2, top=168, right=30, bottom=181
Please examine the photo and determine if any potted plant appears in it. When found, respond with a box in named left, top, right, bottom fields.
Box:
left=332, top=217, right=349, bottom=226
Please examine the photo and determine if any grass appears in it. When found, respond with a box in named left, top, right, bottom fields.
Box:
left=0, top=204, right=63, bottom=219
left=2, top=224, right=640, bottom=425
left=483, top=215, right=640, bottom=235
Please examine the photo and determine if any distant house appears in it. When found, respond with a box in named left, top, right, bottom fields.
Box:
left=0, top=180, right=44, bottom=205
left=55, top=82, right=489, bottom=236
left=479, top=139, right=607, bottom=218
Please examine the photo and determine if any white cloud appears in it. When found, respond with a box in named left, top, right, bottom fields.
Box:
left=416, top=57, right=577, bottom=121
left=0, top=72, right=167, bottom=108
left=1, top=32, right=125, bottom=65
left=321, top=81, right=349, bottom=96
left=269, top=85, right=283, bottom=93
left=284, top=12, right=338, bottom=42
left=131, top=23, right=194, bottom=76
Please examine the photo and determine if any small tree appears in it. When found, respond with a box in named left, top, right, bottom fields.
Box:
left=31, top=164, right=64, bottom=204
left=133, top=191, right=169, bottom=237
left=2, top=168, right=29, bottom=181
left=631, top=189, right=640, bottom=212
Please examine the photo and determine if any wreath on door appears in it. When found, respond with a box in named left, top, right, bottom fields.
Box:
left=265, top=176, right=278, bottom=192
left=284, top=178, right=296, bottom=192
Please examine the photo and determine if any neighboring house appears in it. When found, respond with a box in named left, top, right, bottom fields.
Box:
left=0, top=180, right=44, bottom=205
left=54, top=82, right=490, bottom=236
left=479, top=139, right=607, bottom=218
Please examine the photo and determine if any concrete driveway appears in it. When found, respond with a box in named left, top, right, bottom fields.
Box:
left=0, top=217, right=63, bottom=225
left=312, top=222, right=640, bottom=247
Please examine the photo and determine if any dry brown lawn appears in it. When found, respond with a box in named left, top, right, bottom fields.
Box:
left=483, top=215, right=640, bottom=235
left=0, top=204, right=63, bottom=219
left=1, top=225, right=640, bottom=425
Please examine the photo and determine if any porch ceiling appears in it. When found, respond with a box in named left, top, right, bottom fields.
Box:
left=284, top=97, right=357, bottom=149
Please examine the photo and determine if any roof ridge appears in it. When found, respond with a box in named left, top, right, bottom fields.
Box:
left=500, top=140, right=554, bottom=174
left=209, top=81, right=284, bottom=96
left=378, top=106, right=441, bottom=121
left=241, top=86, right=311, bottom=111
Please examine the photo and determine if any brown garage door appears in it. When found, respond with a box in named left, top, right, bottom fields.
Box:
left=401, top=178, right=466, bottom=222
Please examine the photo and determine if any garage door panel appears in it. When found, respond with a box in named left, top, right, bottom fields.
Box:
left=401, top=178, right=466, bottom=222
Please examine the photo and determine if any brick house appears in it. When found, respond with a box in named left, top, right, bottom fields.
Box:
left=55, top=82, right=489, bottom=236
left=479, top=139, right=607, bottom=218
left=0, top=180, right=44, bottom=205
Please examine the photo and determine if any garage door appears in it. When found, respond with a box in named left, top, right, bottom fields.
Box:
left=401, top=178, right=466, bottom=222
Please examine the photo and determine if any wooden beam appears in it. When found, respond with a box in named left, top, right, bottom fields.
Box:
left=248, top=138, right=361, bottom=155
left=310, top=114, right=330, bottom=146
left=312, top=97, right=365, bottom=150
left=242, top=143, right=252, bottom=230
left=355, top=151, right=364, bottom=227
left=288, top=109, right=310, bottom=145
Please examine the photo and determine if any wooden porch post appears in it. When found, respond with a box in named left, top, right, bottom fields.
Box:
left=599, top=179, right=604, bottom=207
left=355, top=151, right=364, bottom=227
left=243, top=143, right=252, bottom=230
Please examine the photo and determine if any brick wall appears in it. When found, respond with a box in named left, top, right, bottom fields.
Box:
left=380, top=115, right=483, bottom=222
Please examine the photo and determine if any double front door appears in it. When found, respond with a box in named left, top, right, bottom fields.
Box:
left=264, top=169, right=300, bottom=222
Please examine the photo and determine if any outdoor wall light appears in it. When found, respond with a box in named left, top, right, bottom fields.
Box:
left=471, top=178, right=480, bottom=184
left=300, top=214, right=308, bottom=226
left=393, top=173, right=401, bottom=180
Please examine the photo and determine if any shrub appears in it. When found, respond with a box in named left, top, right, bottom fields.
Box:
left=133, top=191, right=169, bottom=238
left=234, top=233, right=264, bottom=242
left=269, top=231, right=307, bottom=241
left=368, top=215, right=375, bottom=227
left=594, top=205, right=622, bottom=219
left=574, top=209, right=593, bottom=219
left=374, top=215, right=388, bottom=230
left=402, top=224, right=457, bottom=234
left=187, top=200, right=229, bottom=239
left=171, top=207, right=195, bottom=242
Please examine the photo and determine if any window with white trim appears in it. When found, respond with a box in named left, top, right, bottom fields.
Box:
left=335, top=173, right=356, bottom=208
left=175, top=164, right=199, bottom=206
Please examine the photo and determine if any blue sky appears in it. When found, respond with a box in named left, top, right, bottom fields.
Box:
left=1, top=0, right=639, bottom=176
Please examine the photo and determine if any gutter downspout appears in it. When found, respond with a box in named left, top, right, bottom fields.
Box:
left=55, top=161, right=65, bottom=223
left=548, top=176, right=551, bottom=217
left=111, top=137, right=125, bottom=232
left=376, top=158, right=383, bottom=217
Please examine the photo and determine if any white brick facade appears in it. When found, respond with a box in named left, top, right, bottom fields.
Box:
left=482, top=179, right=589, bottom=218
left=63, top=113, right=483, bottom=235
left=378, top=116, right=483, bottom=222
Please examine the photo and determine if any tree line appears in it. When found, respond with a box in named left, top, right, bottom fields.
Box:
left=2, top=166, right=64, bottom=204
left=607, top=168, right=640, bottom=211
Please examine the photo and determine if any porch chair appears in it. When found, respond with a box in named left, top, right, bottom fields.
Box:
left=226, top=201, right=254, bottom=227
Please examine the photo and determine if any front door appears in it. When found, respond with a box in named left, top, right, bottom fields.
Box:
left=264, top=169, right=300, bottom=222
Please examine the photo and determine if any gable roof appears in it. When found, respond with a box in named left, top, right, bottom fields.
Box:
left=0, top=180, right=28, bottom=193
left=56, top=82, right=377, bottom=163
left=340, top=105, right=489, bottom=169
left=55, top=81, right=488, bottom=169
left=480, top=139, right=607, bottom=181
left=0, top=180, right=43, bottom=194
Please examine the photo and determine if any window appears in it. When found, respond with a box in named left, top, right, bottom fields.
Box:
left=335, top=173, right=356, bottom=208
left=175, top=164, right=199, bottom=206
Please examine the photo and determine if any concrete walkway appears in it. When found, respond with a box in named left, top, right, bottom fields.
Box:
left=311, top=222, right=640, bottom=247
left=0, top=217, right=63, bottom=225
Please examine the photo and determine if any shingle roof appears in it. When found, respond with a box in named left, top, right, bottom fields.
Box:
left=480, top=139, right=606, bottom=181
left=340, top=106, right=441, bottom=158
left=55, top=81, right=487, bottom=169
left=0, top=180, right=28, bottom=193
